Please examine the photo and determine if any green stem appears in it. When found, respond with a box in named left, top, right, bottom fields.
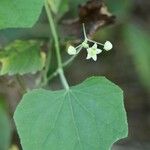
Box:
left=87, top=39, right=104, bottom=46
left=58, top=68, right=69, bottom=90
left=82, top=23, right=104, bottom=46
left=82, top=23, right=87, bottom=39
left=46, top=45, right=83, bottom=82
left=47, top=69, right=59, bottom=81
left=40, top=41, right=52, bottom=87
left=63, top=55, right=76, bottom=68
left=45, top=1, right=69, bottom=90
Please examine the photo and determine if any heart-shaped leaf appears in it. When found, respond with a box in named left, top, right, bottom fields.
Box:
left=14, top=77, right=128, bottom=150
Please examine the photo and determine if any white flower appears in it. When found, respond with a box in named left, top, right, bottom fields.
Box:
left=103, top=41, right=113, bottom=51
left=67, top=46, right=77, bottom=55
left=86, top=43, right=102, bottom=61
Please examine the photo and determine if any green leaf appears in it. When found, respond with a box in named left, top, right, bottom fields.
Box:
left=0, top=0, right=44, bottom=29
left=0, top=105, right=12, bottom=150
left=0, top=40, right=46, bottom=75
left=123, top=24, right=150, bottom=89
left=48, top=0, right=69, bottom=17
left=14, top=77, right=128, bottom=150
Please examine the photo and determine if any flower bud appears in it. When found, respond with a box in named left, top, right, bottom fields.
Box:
left=104, top=41, right=113, bottom=51
left=67, top=46, right=77, bottom=55
left=82, top=40, right=89, bottom=49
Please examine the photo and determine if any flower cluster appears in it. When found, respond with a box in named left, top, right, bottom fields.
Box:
left=67, top=24, right=113, bottom=61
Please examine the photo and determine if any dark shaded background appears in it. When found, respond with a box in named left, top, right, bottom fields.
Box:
left=0, top=0, right=150, bottom=149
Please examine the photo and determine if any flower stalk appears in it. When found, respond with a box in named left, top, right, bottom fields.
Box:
left=67, top=24, right=113, bottom=61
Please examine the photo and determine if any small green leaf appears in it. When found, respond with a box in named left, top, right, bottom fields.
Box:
left=0, top=0, right=44, bottom=29
left=14, top=76, right=128, bottom=150
left=123, top=24, right=150, bottom=89
left=0, top=40, right=46, bottom=75
left=0, top=105, right=12, bottom=150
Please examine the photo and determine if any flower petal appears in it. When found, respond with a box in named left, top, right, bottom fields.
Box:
left=92, top=43, right=97, bottom=49
left=87, top=47, right=92, bottom=52
left=92, top=54, right=97, bottom=61
left=96, top=49, right=102, bottom=54
left=86, top=53, right=92, bottom=59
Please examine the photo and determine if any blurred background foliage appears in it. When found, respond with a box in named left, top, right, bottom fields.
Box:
left=0, top=0, right=150, bottom=149
left=0, top=98, right=12, bottom=150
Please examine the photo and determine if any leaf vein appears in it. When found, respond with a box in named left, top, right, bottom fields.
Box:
left=68, top=92, right=84, bottom=150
